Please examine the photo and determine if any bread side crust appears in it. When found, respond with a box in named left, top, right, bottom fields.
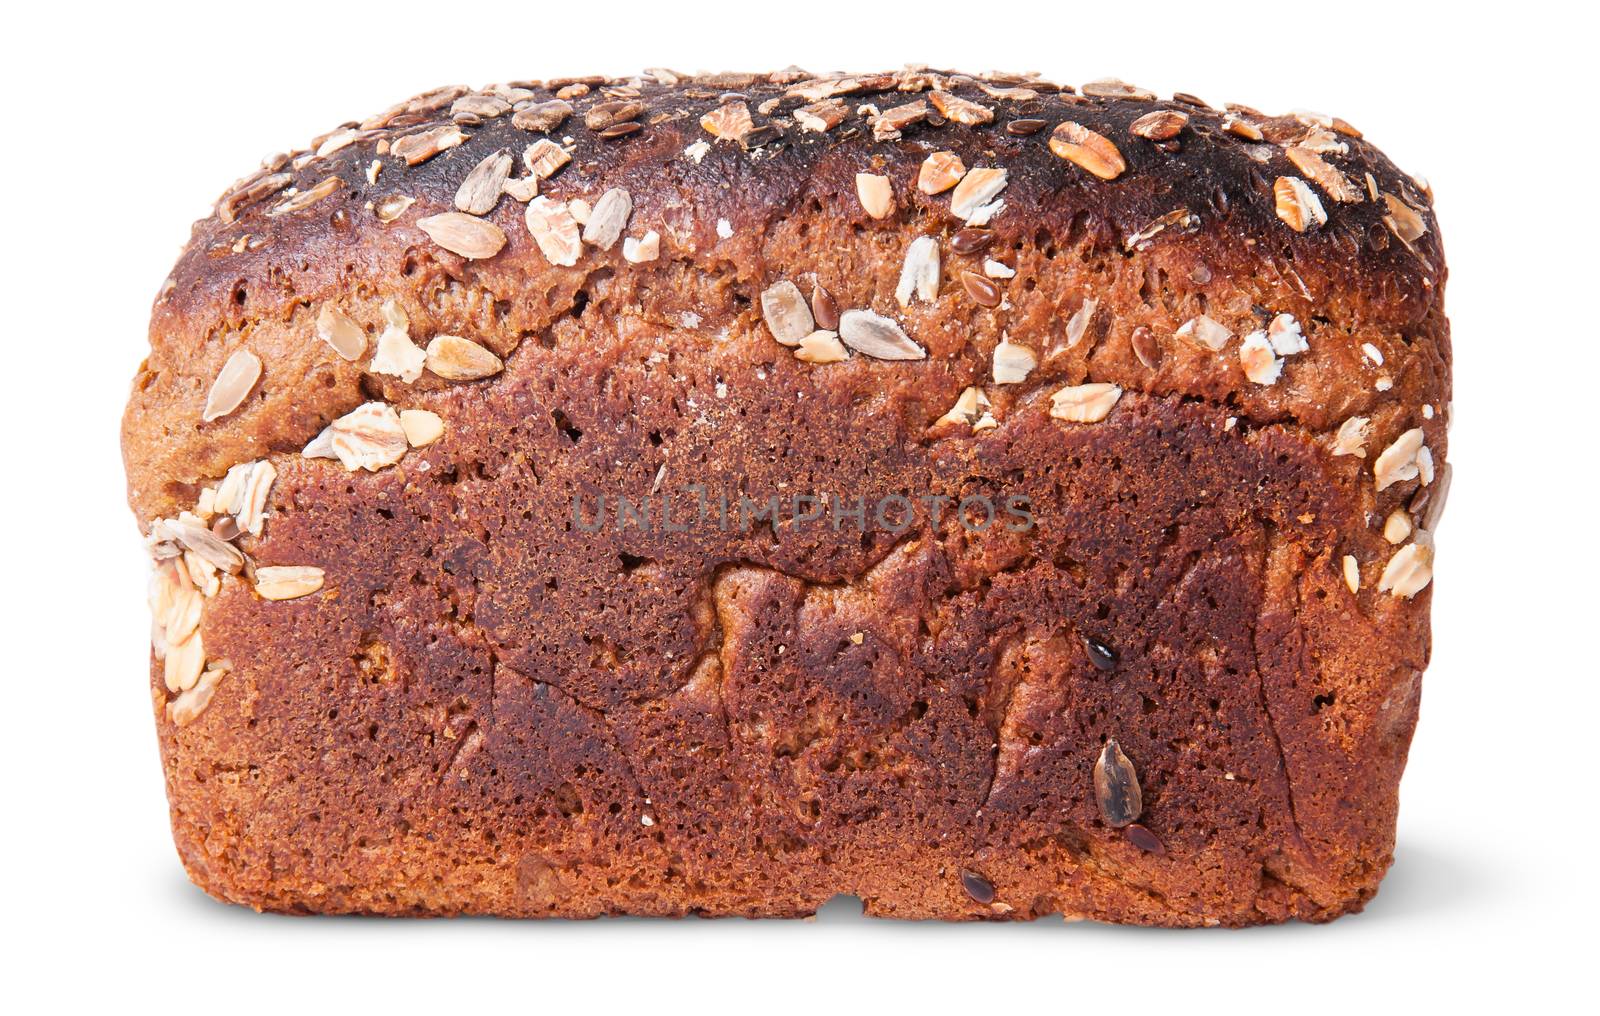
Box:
left=126, top=70, right=1448, bottom=924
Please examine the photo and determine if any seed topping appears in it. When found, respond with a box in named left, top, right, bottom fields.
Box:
left=426, top=335, right=504, bottom=380
left=582, top=188, right=633, bottom=250
left=918, top=151, right=967, bottom=195
left=329, top=402, right=409, bottom=472
left=416, top=212, right=507, bottom=260
left=316, top=304, right=367, bottom=361
left=1050, top=382, right=1122, bottom=423
left=1129, top=109, right=1188, bottom=140
left=1274, top=176, right=1328, bottom=231
left=202, top=350, right=262, bottom=422
left=525, top=197, right=582, bottom=266
left=855, top=173, right=895, bottom=219
left=760, top=281, right=815, bottom=346
left=838, top=310, right=925, bottom=360
left=454, top=150, right=513, bottom=215
left=896, top=236, right=941, bottom=307
left=1094, top=739, right=1143, bottom=828
left=254, top=566, right=326, bottom=601
left=1049, top=121, right=1126, bottom=180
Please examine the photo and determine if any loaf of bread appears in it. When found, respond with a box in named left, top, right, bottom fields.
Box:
left=124, top=68, right=1449, bottom=925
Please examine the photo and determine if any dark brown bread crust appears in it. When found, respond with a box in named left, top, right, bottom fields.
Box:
left=124, top=69, right=1448, bottom=924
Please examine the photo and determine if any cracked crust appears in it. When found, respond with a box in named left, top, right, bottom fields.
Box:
left=123, top=69, right=1448, bottom=924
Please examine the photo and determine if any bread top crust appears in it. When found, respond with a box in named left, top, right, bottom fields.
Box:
left=128, top=69, right=1449, bottom=521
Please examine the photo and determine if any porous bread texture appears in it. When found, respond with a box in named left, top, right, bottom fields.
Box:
left=123, top=69, right=1449, bottom=924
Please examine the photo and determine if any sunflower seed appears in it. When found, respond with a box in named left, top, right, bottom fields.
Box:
left=213, top=462, right=251, bottom=516
left=454, top=150, right=513, bottom=215
left=452, top=93, right=510, bottom=120
left=838, top=310, right=925, bottom=360
left=217, top=172, right=292, bottom=223
left=153, top=517, right=245, bottom=574
left=1049, top=383, right=1122, bottom=423
left=760, top=281, right=814, bottom=346
left=416, top=212, right=506, bottom=260
left=254, top=565, right=326, bottom=601
left=1420, top=463, right=1452, bottom=531
left=585, top=99, right=645, bottom=131
left=329, top=402, right=409, bottom=472
left=202, top=350, right=262, bottom=422
left=512, top=99, right=572, bottom=133
left=525, top=197, right=582, bottom=266
left=399, top=409, right=445, bottom=447
left=582, top=188, right=633, bottom=250
left=316, top=304, right=367, bottom=360
left=1094, top=739, right=1143, bottom=828
left=375, top=194, right=415, bottom=223
left=984, top=259, right=1015, bottom=279
left=896, top=236, right=941, bottom=307
left=949, top=167, right=1007, bottom=221
left=1343, top=554, right=1362, bottom=593
left=1049, top=122, right=1126, bottom=180
left=424, top=334, right=503, bottom=381
left=1082, top=79, right=1155, bottom=100
left=268, top=177, right=343, bottom=217
left=855, top=173, right=894, bottom=219
left=1378, top=543, right=1434, bottom=598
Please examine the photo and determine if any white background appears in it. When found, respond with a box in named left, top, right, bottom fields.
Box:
left=4, top=1, right=1594, bottom=1010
